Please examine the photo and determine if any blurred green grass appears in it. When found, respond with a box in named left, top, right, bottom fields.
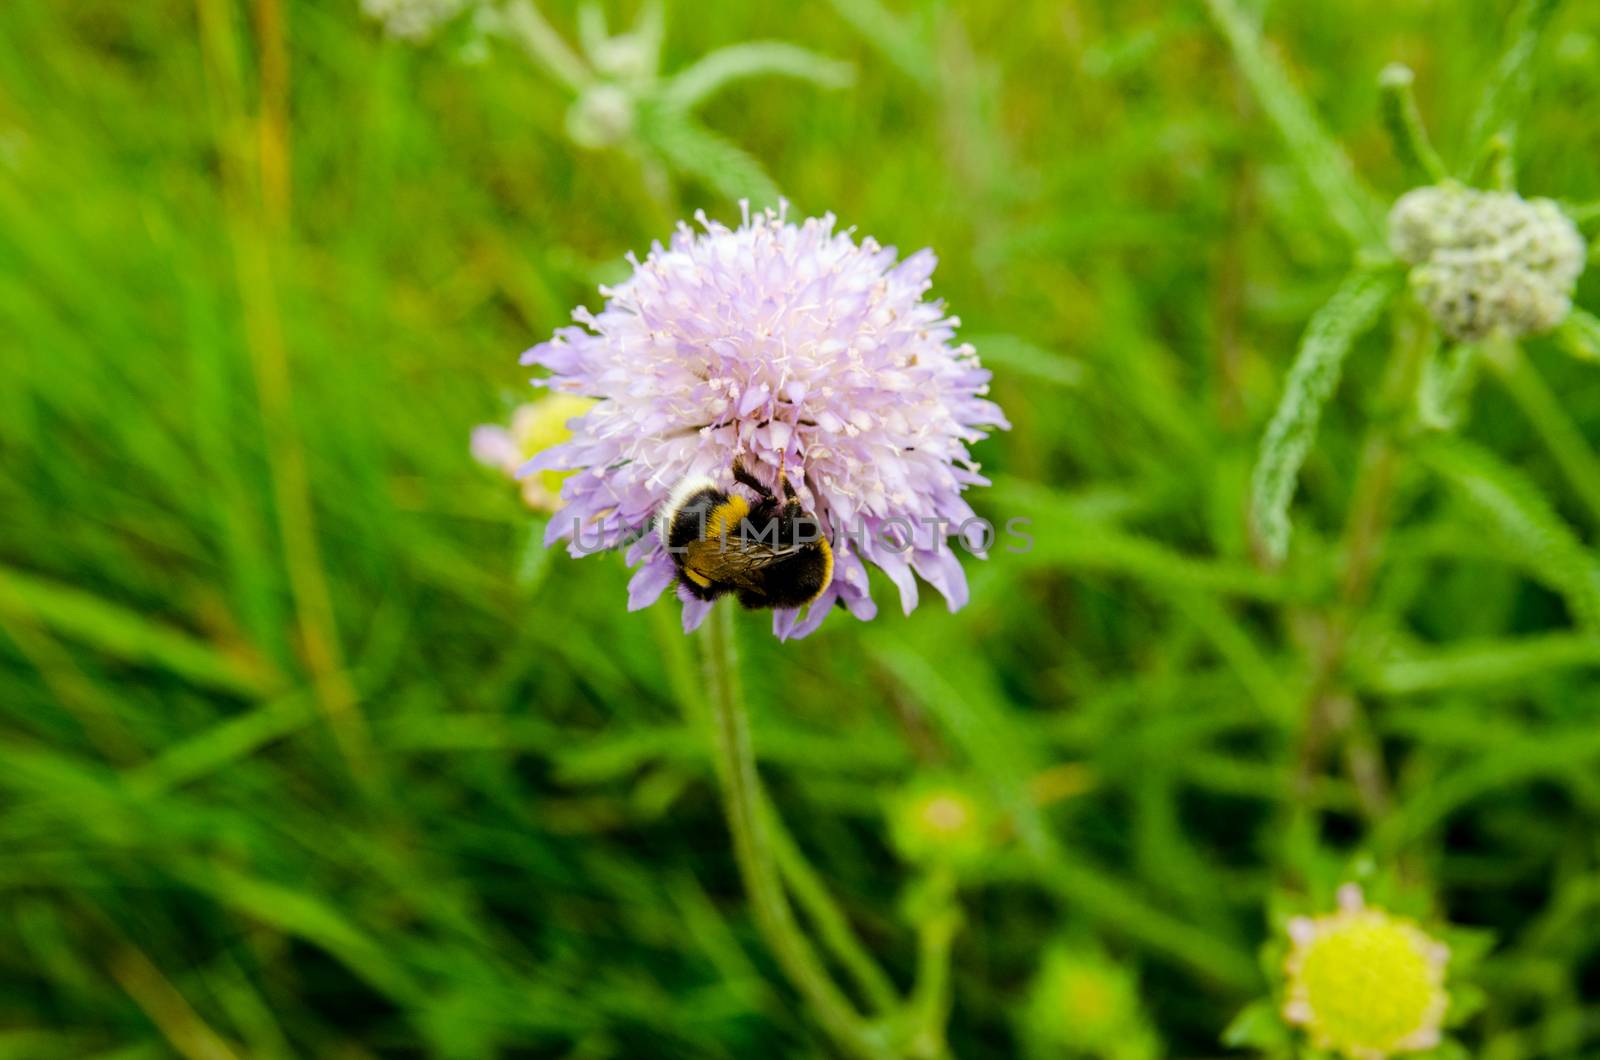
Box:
left=2, top=0, right=1600, bottom=1056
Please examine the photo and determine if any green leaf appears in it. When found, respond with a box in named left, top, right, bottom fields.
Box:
left=635, top=105, right=781, bottom=206
left=1417, top=341, right=1481, bottom=431
left=1419, top=436, right=1600, bottom=631
left=1556, top=308, right=1600, bottom=363
left=661, top=42, right=854, bottom=112
left=1463, top=0, right=1564, bottom=168
left=500, top=0, right=590, bottom=93
left=992, top=478, right=1293, bottom=600
left=821, top=0, right=935, bottom=91
left=964, top=333, right=1083, bottom=388
left=1358, top=632, right=1600, bottom=694
left=1249, top=268, right=1401, bottom=563
left=1221, top=999, right=1291, bottom=1049
left=0, top=566, right=273, bottom=696
left=1202, top=0, right=1386, bottom=247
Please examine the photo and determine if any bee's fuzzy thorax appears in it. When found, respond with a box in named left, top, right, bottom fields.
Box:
left=655, top=474, right=718, bottom=544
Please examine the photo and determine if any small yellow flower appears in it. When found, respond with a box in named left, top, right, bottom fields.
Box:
left=1283, top=884, right=1450, bottom=1060
left=472, top=394, right=595, bottom=513
left=887, top=778, right=993, bottom=869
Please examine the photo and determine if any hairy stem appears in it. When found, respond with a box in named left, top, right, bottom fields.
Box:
left=1293, top=307, right=1434, bottom=820
left=902, top=869, right=960, bottom=1060
left=701, top=605, right=893, bottom=1060
left=1379, top=63, right=1448, bottom=185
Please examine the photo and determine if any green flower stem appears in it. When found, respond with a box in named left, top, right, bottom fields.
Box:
left=1486, top=338, right=1600, bottom=532
left=701, top=604, right=894, bottom=1060
left=764, top=801, right=902, bottom=1016
left=501, top=0, right=591, bottom=93
left=1293, top=307, right=1434, bottom=821
left=1379, top=64, right=1448, bottom=185
left=654, top=604, right=898, bottom=1018
left=902, top=869, right=960, bottom=1060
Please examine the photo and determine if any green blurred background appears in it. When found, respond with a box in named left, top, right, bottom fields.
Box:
left=3, top=0, right=1600, bottom=1056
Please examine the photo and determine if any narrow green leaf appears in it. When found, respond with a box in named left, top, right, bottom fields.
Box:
left=965, top=334, right=1084, bottom=388
left=869, top=638, right=1259, bottom=989
left=1556, top=308, right=1600, bottom=363
left=501, top=0, right=590, bottom=93
left=1417, top=341, right=1482, bottom=431
left=1488, top=339, right=1600, bottom=532
left=123, top=691, right=315, bottom=796
left=1202, top=0, right=1386, bottom=247
left=1378, top=724, right=1600, bottom=850
left=0, top=567, right=272, bottom=696
left=1359, top=633, right=1600, bottom=695
left=661, top=42, right=854, bottom=113
left=1463, top=0, right=1564, bottom=167
left=635, top=106, right=781, bottom=207
left=821, top=0, right=934, bottom=90
left=1420, top=435, right=1600, bottom=631
left=1250, top=268, right=1401, bottom=563
left=992, top=479, right=1292, bottom=600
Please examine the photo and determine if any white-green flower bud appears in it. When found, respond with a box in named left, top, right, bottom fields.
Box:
left=1388, top=185, right=1586, bottom=342
left=591, top=34, right=655, bottom=83
left=565, top=84, right=636, bottom=149
left=362, top=0, right=472, bottom=41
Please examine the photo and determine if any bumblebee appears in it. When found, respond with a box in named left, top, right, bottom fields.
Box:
left=656, top=460, right=833, bottom=610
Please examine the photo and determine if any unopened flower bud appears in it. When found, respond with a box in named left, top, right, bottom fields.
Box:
left=1388, top=185, right=1586, bottom=341
left=887, top=778, right=994, bottom=870
left=566, top=85, right=636, bottom=150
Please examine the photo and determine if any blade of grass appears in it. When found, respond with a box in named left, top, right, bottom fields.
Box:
left=0, top=567, right=271, bottom=697
left=1420, top=435, right=1600, bottom=632
left=1357, top=632, right=1600, bottom=694
left=1202, top=0, right=1385, bottom=247
left=1462, top=0, right=1564, bottom=169
left=1486, top=339, right=1600, bottom=532
left=869, top=637, right=1258, bottom=989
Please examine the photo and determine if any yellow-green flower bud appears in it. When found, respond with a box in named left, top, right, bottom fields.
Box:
left=1027, top=946, right=1158, bottom=1060
left=886, top=778, right=994, bottom=870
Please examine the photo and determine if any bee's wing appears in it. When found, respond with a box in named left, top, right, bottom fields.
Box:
left=684, top=536, right=801, bottom=594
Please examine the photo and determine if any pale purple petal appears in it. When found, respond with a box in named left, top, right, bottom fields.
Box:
left=912, top=548, right=970, bottom=612
left=470, top=425, right=518, bottom=471
left=627, top=555, right=677, bottom=611
left=785, top=589, right=847, bottom=640
left=771, top=608, right=801, bottom=640
left=680, top=596, right=714, bottom=634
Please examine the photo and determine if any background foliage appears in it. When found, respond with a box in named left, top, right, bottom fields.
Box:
left=2, top=0, right=1599, bottom=1056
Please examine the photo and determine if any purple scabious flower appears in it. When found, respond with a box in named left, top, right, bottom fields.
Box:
left=521, top=203, right=1008, bottom=639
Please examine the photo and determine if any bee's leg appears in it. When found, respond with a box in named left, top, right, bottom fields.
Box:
left=777, top=450, right=791, bottom=500
left=731, top=457, right=772, bottom=498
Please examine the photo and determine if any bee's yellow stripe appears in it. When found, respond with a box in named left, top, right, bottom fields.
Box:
left=815, top=534, right=834, bottom=597
left=706, top=495, right=750, bottom=540
left=684, top=567, right=712, bottom=588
